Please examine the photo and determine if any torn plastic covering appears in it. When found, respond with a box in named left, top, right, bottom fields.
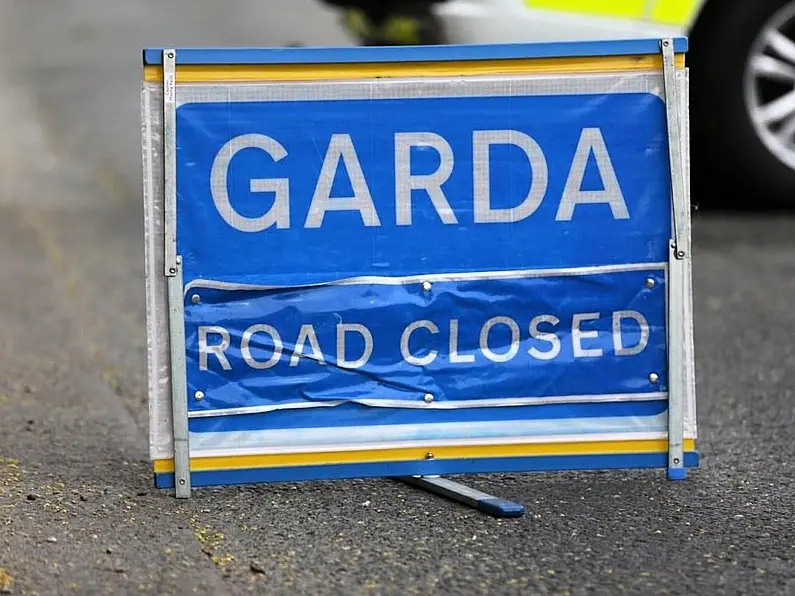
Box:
left=142, top=69, right=698, bottom=459
left=142, top=82, right=175, bottom=460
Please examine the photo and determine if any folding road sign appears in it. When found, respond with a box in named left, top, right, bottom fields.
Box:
left=140, top=37, right=698, bottom=513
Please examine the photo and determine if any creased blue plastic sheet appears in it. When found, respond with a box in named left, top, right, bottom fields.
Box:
left=184, top=268, right=666, bottom=414
left=171, top=73, right=677, bottom=449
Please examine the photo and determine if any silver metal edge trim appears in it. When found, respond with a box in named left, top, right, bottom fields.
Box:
left=183, top=262, right=669, bottom=294
left=163, top=49, right=192, bottom=498
left=188, top=391, right=669, bottom=419
left=661, top=38, right=688, bottom=474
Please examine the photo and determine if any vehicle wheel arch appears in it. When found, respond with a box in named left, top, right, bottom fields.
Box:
left=685, top=0, right=728, bottom=56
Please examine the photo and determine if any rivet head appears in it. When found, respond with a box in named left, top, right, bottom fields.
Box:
left=191, top=294, right=201, bottom=304
left=168, top=267, right=176, bottom=274
left=421, top=281, right=432, bottom=292
left=425, top=452, right=434, bottom=460
left=645, top=278, right=656, bottom=289
left=423, top=393, right=434, bottom=403
left=649, top=372, right=660, bottom=384
left=194, top=390, right=205, bottom=401
left=677, top=251, right=685, bottom=258
left=178, top=478, right=185, bottom=485
left=673, top=457, right=680, bottom=465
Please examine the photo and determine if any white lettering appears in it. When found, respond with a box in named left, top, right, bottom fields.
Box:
left=395, top=132, right=457, bottom=226
left=241, top=323, right=283, bottom=369
left=612, top=310, right=650, bottom=356
left=290, top=324, right=326, bottom=366
left=473, top=130, right=549, bottom=224
left=528, top=315, right=561, bottom=361
left=305, top=133, right=380, bottom=228
left=556, top=127, right=629, bottom=221
left=208, top=309, right=651, bottom=371
left=572, top=312, right=603, bottom=358
left=336, top=323, right=374, bottom=369
left=198, top=326, right=232, bottom=370
left=400, top=320, right=439, bottom=366
left=449, top=318, right=475, bottom=364
left=209, top=128, right=636, bottom=232
left=210, top=133, right=290, bottom=232
left=479, top=316, right=521, bottom=363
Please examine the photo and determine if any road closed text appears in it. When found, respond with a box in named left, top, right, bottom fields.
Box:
left=196, top=310, right=651, bottom=372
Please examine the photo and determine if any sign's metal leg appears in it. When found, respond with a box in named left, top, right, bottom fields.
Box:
left=660, top=38, right=688, bottom=481
left=163, top=48, right=191, bottom=498
left=395, top=476, right=525, bottom=518
left=666, top=242, right=687, bottom=481
left=167, top=259, right=191, bottom=497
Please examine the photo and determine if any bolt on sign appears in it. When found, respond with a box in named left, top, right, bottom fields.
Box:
left=140, top=37, right=697, bottom=515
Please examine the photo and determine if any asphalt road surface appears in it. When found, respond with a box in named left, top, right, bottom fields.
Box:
left=1, top=2, right=794, bottom=595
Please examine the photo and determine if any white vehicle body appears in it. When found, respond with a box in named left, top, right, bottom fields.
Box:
left=436, top=0, right=702, bottom=44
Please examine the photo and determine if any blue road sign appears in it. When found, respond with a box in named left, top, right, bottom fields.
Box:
left=141, top=39, right=697, bottom=492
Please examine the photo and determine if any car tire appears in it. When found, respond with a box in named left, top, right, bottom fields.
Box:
left=689, top=0, right=795, bottom=208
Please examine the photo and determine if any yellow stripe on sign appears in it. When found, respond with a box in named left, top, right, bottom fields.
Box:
left=144, top=54, right=685, bottom=83
left=142, top=54, right=685, bottom=84
left=153, top=438, right=697, bottom=473
left=525, top=0, right=647, bottom=20
left=651, top=0, right=700, bottom=26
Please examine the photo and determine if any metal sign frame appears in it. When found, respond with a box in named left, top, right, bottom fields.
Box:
left=141, top=37, right=697, bottom=514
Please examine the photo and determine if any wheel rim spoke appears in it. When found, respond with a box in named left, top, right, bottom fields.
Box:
left=766, top=29, right=795, bottom=64
left=752, top=54, right=795, bottom=82
left=757, top=90, right=795, bottom=124
left=745, top=2, right=795, bottom=170
left=776, top=113, right=795, bottom=145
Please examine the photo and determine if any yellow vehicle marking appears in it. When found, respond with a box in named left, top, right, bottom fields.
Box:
left=525, top=0, right=647, bottom=20
left=651, top=0, right=701, bottom=26
left=525, top=0, right=700, bottom=27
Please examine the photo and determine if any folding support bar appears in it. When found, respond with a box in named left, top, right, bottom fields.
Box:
left=396, top=476, right=525, bottom=518
left=660, top=38, right=688, bottom=481
left=163, top=48, right=192, bottom=497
